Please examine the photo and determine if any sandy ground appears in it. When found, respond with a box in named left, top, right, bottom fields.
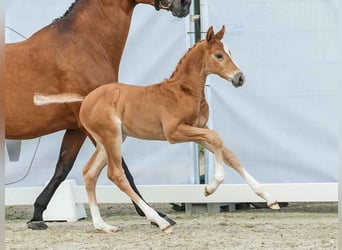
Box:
left=5, top=202, right=337, bottom=250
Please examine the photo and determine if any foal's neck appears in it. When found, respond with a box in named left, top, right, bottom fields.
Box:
left=168, top=41, right=208, bottom=95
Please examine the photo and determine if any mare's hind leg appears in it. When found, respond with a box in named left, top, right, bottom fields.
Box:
left=27, top=129, right=87, bottom=230
left=122, top=159, right=176, bottom=226
left=221, top=146, right=279, bottom=209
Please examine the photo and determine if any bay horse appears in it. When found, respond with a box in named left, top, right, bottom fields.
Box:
left=35, top=26, right=280, bottom=233
left=5, top=0, right=191, bottom=230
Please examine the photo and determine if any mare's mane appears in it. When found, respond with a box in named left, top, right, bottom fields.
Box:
left=53, top=0, right=80, bottom=22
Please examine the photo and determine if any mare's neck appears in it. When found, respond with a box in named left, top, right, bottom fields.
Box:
left=54, top=0, right=136, bottom=74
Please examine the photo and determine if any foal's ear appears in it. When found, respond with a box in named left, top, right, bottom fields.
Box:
left=215, top=25, right=225, bottom=40
left=206, top=26, right=215, bottom=43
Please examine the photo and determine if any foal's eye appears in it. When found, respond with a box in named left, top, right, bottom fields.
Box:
left=215, top=53, right=223, bottom=60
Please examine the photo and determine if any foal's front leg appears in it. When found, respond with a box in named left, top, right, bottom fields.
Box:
left=221, top=146, right=280, bottom=209
left=166, top=124, right=225, bottom=196
left=199, top=131, right=279, bottom=209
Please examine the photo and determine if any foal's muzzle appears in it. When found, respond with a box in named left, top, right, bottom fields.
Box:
left=232, top=72, right=245, bottom=87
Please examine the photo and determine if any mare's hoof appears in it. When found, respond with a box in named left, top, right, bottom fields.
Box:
left=268, top=201, right=280, bottom=210
left=151, top=215, right=177, bottom=227
left=27, top=221, right=48, bottom=230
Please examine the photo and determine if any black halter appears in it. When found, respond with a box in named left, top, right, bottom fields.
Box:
left=154, top=0, right=172, bottom=11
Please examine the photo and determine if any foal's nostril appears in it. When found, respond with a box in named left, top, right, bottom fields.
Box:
left=238, top=74, right=245, bottom=84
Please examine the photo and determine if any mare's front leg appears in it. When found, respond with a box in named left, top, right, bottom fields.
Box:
left=27, top=129, right=87, bottom=230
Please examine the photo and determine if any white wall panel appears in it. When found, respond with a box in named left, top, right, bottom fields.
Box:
left=204, top=0, right=338, bottom=184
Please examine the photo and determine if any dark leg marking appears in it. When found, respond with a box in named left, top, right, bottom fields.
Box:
left=27, top=129, right=87, bottom=230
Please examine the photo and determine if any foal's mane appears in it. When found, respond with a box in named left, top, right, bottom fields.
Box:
left=53, top=0, right=80, bottom=22
left=169, top=39, right=206, bottom=79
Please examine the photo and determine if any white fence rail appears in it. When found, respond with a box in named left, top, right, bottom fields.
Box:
left=5, top=182, right=337, bottom=206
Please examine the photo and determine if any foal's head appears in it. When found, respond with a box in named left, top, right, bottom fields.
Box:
left=204, top=26, right=245, bottom=87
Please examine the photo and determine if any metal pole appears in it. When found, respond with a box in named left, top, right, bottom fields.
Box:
left=193, top=0, right=201, bottom=42
left=192, top=0, right=204, bottom=185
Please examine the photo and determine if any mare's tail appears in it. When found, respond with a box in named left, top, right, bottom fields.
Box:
left=34, top=93, right=85, bottom=106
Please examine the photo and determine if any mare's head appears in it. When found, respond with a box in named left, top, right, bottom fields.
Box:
left=204, top=26, right=245, bottom=87
left=143, top=0, right=192, bottom=17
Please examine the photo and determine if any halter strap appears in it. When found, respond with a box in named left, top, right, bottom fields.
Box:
left=154, top=0, right=172, bottom=11
left=154, top=0, right=161, bottom=10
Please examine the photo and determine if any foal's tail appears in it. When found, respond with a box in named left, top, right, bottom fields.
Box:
left=33, top=93, right=85, bottom=106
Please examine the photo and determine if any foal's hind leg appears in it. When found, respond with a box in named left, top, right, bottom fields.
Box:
left=82, top=144, right=121, bottom=233
left=104, top=140, right=172, bottom=233
left=86, top=115, right=172, bottom=233
left=87, top=131, right=175, bottom=225
left=221, top=146, right=279, bottom=209
left=28, top=129, right=87, bottom=230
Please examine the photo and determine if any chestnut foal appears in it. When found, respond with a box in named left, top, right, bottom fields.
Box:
left=35, top=26, right=279, bottom=233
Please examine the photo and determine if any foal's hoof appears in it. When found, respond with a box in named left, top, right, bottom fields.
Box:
left=268, top=201, right=280, bottom=210
left=163, top=215, right=177, bottom=226
left=27, top=221, right=48, bottom=230
left=151, top=215, right=176, bottom=227
left=204, top=186, right=211, bottom=196
left=100, top=226, right=122, bottom=234
left=162, top=225, right=173, bottom=234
